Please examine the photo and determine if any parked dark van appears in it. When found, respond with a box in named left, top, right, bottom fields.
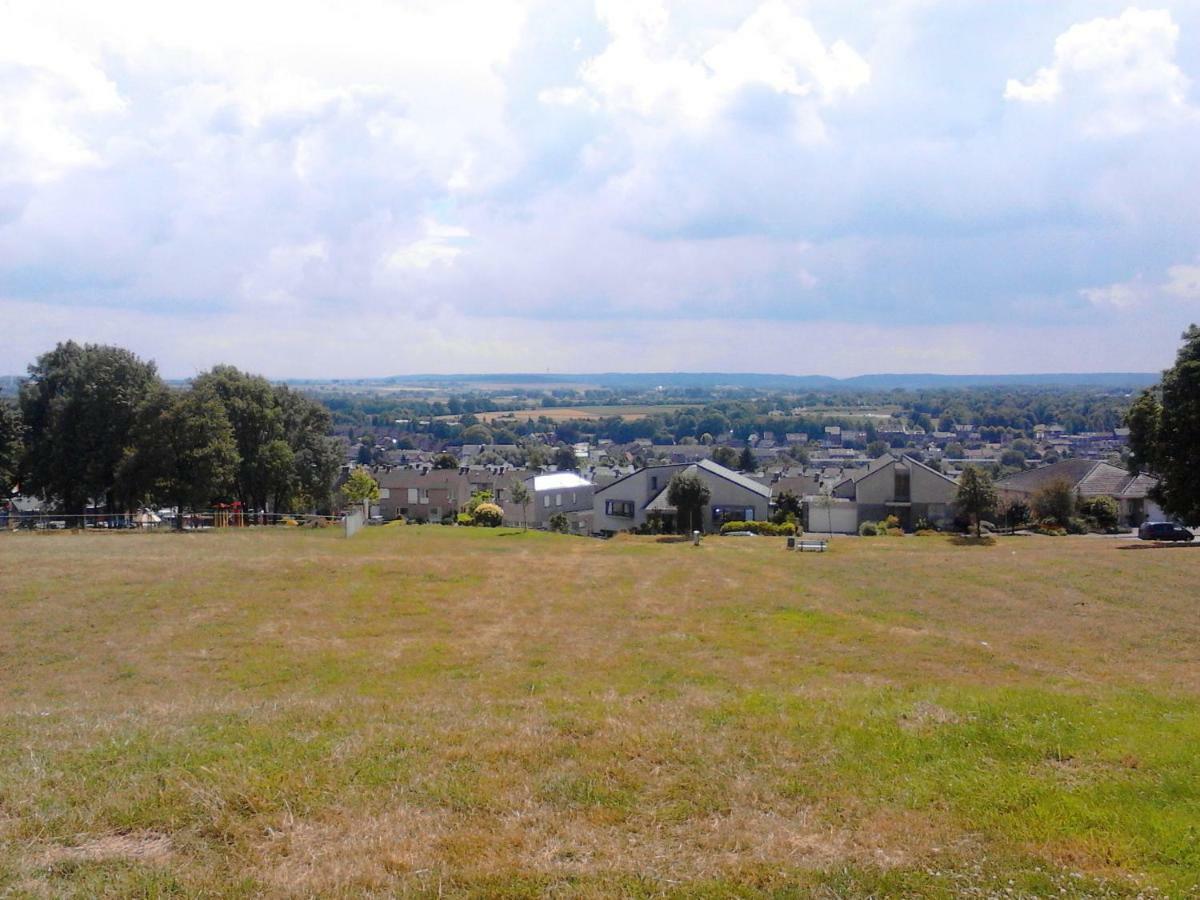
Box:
left=1138, top=522, right=1195, bottom=542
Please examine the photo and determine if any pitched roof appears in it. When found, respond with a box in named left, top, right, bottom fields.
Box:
left=694, top=459, right=773, bottom=497
left=995, top=459, right=1101, bottom=494
left=995, top=459, right=1158, bottom=498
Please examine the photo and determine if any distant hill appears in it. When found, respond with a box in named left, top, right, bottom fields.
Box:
left=341, top=371, right=1160, bottom=391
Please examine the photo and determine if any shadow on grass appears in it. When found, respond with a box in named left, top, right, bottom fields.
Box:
left=948, top=534, right=997, bottom=546
left=1117, top=541, right=1200, bottom=551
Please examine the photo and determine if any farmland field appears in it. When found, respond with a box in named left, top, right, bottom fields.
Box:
left=463, top=404, right=702, bottom=423
left=1, top=528, right=1198, bottom=897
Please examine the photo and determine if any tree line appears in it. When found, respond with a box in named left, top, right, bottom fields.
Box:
left=1, top=342, right=342, bottom=524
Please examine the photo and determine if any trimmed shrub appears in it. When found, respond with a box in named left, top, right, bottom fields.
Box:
left=1079, top=495, right=1119, bottom=531
left=471, top=503, right=504, bottom=527
left=859, top=521, right=879, bottom=537
left=456, top=512, right=473, bottom=526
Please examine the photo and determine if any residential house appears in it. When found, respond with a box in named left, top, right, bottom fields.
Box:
left=809, top=454, right=959, bottom=533
left=504, top=471, right=594, bottom=529
left=592, top=459, right=772, bottom=535
left=374, top=467, right=469, bottom=522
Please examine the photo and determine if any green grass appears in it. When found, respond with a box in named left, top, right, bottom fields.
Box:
left=1, top=527, right=1198, bottom=896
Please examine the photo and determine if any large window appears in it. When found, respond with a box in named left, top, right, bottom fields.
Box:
left=606, top=499, right=635, bottom=518
left=712, top=505, right=755, bottom=524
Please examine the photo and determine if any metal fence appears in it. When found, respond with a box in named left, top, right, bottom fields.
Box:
left=0, top=511, right=348, bottom=532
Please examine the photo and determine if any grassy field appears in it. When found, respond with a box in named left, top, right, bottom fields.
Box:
left=1, top=528, right=1198, bottom=897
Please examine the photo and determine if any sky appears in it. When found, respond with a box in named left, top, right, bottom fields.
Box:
left=2, top=0, right=1199, bottom=379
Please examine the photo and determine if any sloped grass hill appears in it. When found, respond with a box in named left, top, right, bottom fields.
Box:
left=1, top=527, right=1197, bottom=897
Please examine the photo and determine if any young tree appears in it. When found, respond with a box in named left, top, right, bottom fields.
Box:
left=773, top=488, right=802, bottom=523
left=814, top=489, right=836, bottom=538
left=667, top=471, right=711, bottom=534
left=509, top=478, right=531, bottom=530
left=1032, top=479, right=1075, bottom=526
left=341, top=467, right=380, bottom=513
left=737, top=446, right=757, bottom=472
left=1001, top=498, right=1031, bottom=534
left=1127, top=324, right=1200, bottom=525
left=955, top=465, right=997, bottom=538
left=548, top=511, right=569, bottom=533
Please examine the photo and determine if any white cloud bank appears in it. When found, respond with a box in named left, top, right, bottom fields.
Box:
left=1005, top=7, right=1193, bottom=135
left=0, top=1, right=1198, bottom=377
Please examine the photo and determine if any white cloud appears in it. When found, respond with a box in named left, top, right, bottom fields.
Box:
left=1080, top=279, right=1152, bottom=309
left=1082, top=258, right=1200, bottom=309
left=385, top=221, right=471, bottom=272
left=1164, top=262, right=1200, bottom=300
left=0, top=11, right=126, bottom=182
left=552, top=0, right=869, bottom=134
left=1005, top=7, right=1193, bottom=136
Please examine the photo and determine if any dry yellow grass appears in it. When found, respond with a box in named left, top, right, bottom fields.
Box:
left=1, top=527, right=1197, bottom=897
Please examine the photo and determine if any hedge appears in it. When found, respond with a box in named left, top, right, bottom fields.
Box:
left=719, top=520, right=798, bottom=536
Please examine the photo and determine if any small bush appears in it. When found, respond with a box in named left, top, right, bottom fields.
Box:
left=548, top=512, right=570, bottom=533
left=456, top=512, right=473, bottom=526
left=1065, top=517, right=1089, bottom=535
left=859, top=521, right=879, bottom=537
left=913, top=517, right=938, bottom=533
left=881, top=514, right=902, bottom=531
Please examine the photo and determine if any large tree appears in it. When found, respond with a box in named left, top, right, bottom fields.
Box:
left=0, top=397, right=22, bottom=494
left=121, top=386, right=239, bottom=528
left=192, top=366, right=281, bottom=516
left=955, top=465, right=997, bottom=538
left=20, top=342, right=163, bottom=515
left=667, top=470, right=711, bottom=535
left=1128, top=325, right=1200, bottom=525
left=191, top=369, right=340, bottom=516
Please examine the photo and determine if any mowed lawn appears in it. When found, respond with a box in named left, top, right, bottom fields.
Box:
left=1, top=529, right=1198, bottom=898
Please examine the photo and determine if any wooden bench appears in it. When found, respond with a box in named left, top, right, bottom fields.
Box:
left=795, top=539, right=828, bottom=552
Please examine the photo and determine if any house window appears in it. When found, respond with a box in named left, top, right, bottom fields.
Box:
left=650, top=476, right=658, bottom=491
left=407, top=488, right=419, bottom=503
left=543, top=495, right=551, bottom=508
left=894, top=465, right=910, bottom=502
left=606, top=499, right=635, bottom=518
left=555, top=494, right=563, bottom=507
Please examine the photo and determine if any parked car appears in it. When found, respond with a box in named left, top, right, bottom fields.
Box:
left=1138, top=521, right=1195, bottom=542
